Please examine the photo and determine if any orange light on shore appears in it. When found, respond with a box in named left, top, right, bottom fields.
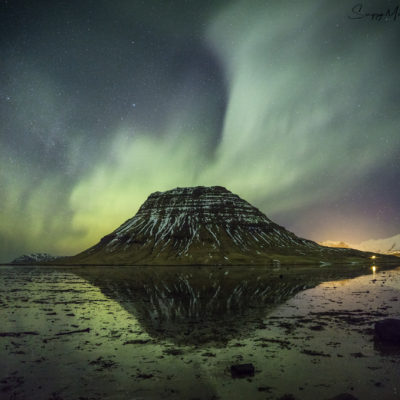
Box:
left=371, top=255, right=377, bottom=260
left=372, top=266, right=377, bottom=273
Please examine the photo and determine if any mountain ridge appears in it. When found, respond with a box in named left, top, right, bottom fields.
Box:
left=355, top=233, right=400, bottom=256
left=320, top=234, right=400, bottom=257
left=10, top=253, right=62, bottom=265
left=319, top=241, right=351, bottom=249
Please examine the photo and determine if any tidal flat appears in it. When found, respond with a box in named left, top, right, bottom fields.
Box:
left=1, top=264, right=400, bottom=400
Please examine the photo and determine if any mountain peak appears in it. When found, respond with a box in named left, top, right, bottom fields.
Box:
left=149, top=185, right=231, bottom=197
left=11, top=253, right=61, bottom=265
left=66, top=186, right=382, bottom=265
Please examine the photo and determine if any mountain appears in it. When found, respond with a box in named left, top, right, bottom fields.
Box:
left=320, top=235, right=400, bottom=257
left=319, top=240, right=351, bottom=248
left=11, top=253, right=62, bottom=265
left=64, top=186, right=386, bottom=266
left=354, top=234, right=400, bottom=256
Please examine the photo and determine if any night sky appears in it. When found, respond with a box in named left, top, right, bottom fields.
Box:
left=1, top=0, right=399, bottom=262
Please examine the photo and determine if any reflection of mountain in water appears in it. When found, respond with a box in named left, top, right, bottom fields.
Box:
left=76, top=265, right=379, bottom=345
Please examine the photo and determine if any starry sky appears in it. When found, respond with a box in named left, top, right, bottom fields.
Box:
left=1, top=0, right=400, bottom=262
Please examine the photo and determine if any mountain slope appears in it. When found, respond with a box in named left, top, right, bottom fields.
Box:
left=65, top=186, right=389, bottom=265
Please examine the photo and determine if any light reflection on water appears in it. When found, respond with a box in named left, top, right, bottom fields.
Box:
left=0, top=264, right=399, bottom=399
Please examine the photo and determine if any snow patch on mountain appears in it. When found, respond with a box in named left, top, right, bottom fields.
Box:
left=353, top=234, right=400, bottom=255
left=10, top=253, right=62, bottom=264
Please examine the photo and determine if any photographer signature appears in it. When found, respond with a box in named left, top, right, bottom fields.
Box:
left=349, top=3, right=399, bottom=21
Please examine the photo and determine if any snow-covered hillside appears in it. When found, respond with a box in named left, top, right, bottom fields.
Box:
left=10, top=253, right=61, bottom=264
left=354, top=234, right=400, bottom=255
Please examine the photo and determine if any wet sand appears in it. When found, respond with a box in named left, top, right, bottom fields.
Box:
left=0, top=265, right=399, bottom=399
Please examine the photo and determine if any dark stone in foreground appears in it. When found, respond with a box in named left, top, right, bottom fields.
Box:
left=230, top=363, right=255, bottom=378
left=374, top=318, right=400, bottom=345
left=328, top=394, right=358, bottom=400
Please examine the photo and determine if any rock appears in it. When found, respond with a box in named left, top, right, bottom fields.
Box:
left=230, top=363, right=255, bottom=378
left=328, top=394, right=358, bottom=400
left=350, top=352, right=366, bottom=358
left=277, top=395, right=296, bottom=400
left=163, top=348, right=184, bottom=356
left=301, top=349, right=331, bottom=357
left=257, top=386, right=272, bottom=392
left=0, top=331, right=39, bottom=337
left=123, top=339, right=151, bottom=345
left=136, top=373, right=154, bottom=379
left=374, top=319, right=400, bottom=345
left=201, top=352, right=216, bottom=357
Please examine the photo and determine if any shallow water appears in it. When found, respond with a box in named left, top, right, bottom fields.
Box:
left=1, top=264, right=400, bottom=400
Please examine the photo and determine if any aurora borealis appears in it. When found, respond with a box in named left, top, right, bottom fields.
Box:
left=1, top=0, right=399, bottom=262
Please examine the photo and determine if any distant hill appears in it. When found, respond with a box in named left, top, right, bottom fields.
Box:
left=354, top=234, right=400, bottom=256
left=10, top=253, right=62, bottom=265
left=61, top=186, right=388, bottom=266
left=320, top=235, right=400, bottom=257
left=319, top=241, right=351, bottom=249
